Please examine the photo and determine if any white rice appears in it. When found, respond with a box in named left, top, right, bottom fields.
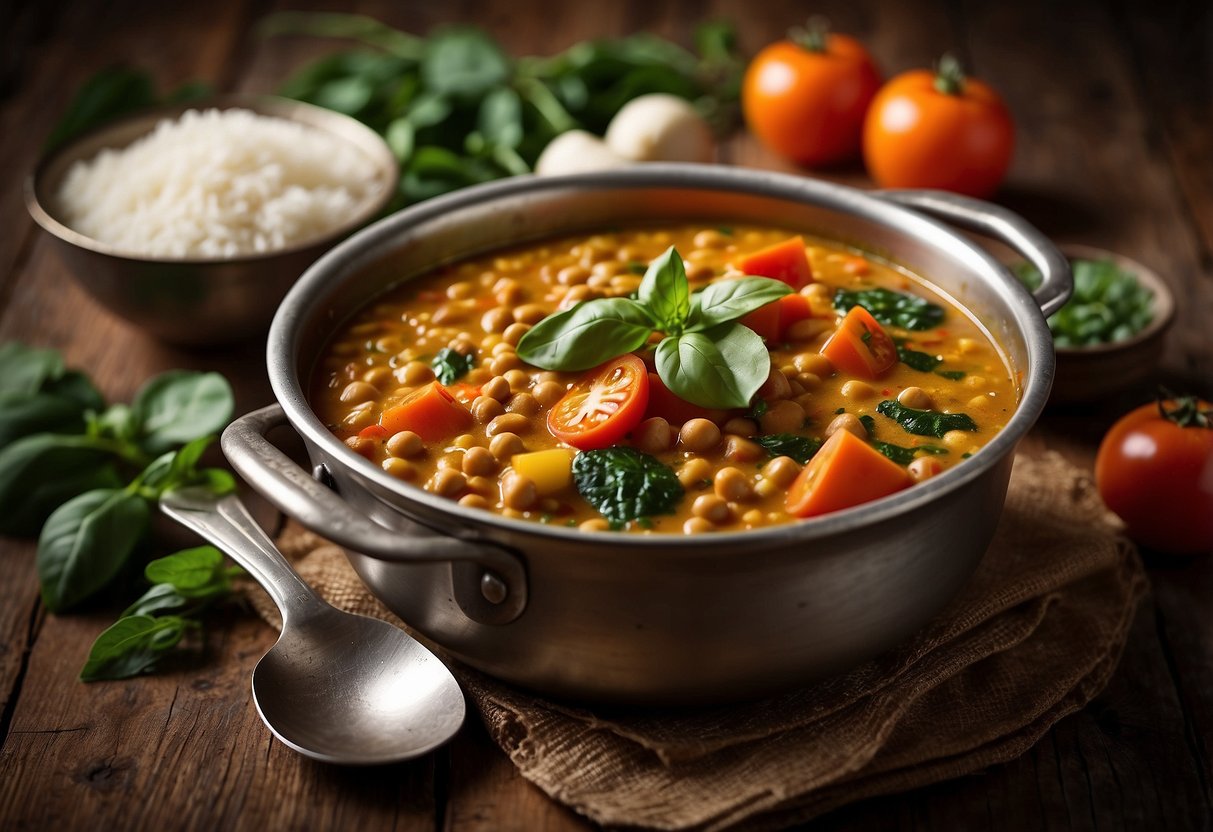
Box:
left=56, top=108, right=380, bottom=259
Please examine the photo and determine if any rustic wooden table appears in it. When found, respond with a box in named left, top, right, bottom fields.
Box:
left=2, top=0, right=1210, bottom=829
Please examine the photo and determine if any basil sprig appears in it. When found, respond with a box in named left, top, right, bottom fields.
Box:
left=81, top=545, right=242, bottom=682
left=517, top=246, right=791, bottom=408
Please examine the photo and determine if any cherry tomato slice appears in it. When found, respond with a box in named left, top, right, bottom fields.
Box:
left=548, top=355, right=650, bottom=450
left=786, top=429, right=912, bottom=518
left=821, top=306, right=898, bottom=379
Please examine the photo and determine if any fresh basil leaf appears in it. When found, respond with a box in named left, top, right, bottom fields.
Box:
left=93, top=403, right=139, bottom=443
left=654, top=323, right=767, bottom=409
left=131, top=371, right=233, bottom=455
left=689, top=277, right=792, bottom=330
left=872, top=441, right=949, bottom=466
left=0, top=433, right=123, bottom=536
left=0, top=393, right=89, bottom=446
left=876, top=399, right=978, bottom=438
left=79, top=615, right=188, bottom=682
left=422, top=27, right=511, bottom=98
left=516, top=298, right=654, bottom=371
left=145, top=546, right=225, bottom=592
left=754, top=434, right=822, bottom=465
left=573, top=447, right=683, bottom=526
left=897, top=345, right=942, bottom=373
left=431, top=347, right=476, bottom=385
left=37, top=488, right=150, bottom=612
left=122, top=583, right=190, bottom=618
left=385, top=116, right=416, bottom=162
left=0, top=342, right=65, bottom=396
left=43, top=371, right=104, bottom=413
left=478, top=86, right=523, bottom=149
left=834, top=288, right=945, bottom=331
left=44, top=67, right=156, bottom=153
left=199, top=468, right=238, bottom=496
left=638, top=246, right=690, bottom=331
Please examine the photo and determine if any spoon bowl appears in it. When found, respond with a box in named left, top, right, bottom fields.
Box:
left=161, top=486, right=466, bottom=764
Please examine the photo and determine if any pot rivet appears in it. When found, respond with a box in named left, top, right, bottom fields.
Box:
left=480, top=572, right=508, bottom=605
left=312, top=464, right=336, bottom=491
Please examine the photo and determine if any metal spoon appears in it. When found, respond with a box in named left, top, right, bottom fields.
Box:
left=160, top=486, right=466, bottom=765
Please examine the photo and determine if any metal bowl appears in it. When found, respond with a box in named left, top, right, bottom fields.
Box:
left=211, top=166, right=1070, bottom=704
left=25, top=95, right=398, bottom=346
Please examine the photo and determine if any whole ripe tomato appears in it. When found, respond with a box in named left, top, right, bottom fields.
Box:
left=1095, top=394, right=1213, bottom=555
left=742, top=24, right=881, bottom=166
left=862, top=55, right=1014, bottom=198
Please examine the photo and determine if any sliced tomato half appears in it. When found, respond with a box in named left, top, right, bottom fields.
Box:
left=548, top=355, right=650, bottom=450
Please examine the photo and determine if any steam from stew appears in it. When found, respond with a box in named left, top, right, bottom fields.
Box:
left=310, top=225, right=1017, bottom=533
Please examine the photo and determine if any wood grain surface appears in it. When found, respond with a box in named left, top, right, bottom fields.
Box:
left=1, top=1, right=1210, bottom=830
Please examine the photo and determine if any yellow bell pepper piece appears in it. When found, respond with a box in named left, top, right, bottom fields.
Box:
left=511, top=448, right=576, bottom=496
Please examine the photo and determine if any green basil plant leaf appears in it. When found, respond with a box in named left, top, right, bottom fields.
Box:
left=122, top=583, right=191, bottom=618
left=0, top=393, right=90, bottom=447
left=144, top=546, right=225, bottom=593
left=79, top=614, right=189, bottom=682
left=431, top=347, right=476, bottom=385
left=638, top=246, right=691, bottom=332
left=0, top=342, right=66, bottom=396
left=37, top=488, right=150, bottom=613
left=0, top=433, right=123, bottom=536
left=689, top=277, right=791, bottom=330
left=655, top=323, right=769, bottom=409
left=516, top=298, right=654, bottom=371
left=422, top=27, right=511, bottom=99
left=131, top=371, right=234, bottom=455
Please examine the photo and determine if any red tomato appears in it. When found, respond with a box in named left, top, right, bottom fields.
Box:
left=548, top=355, right=650, bottom=450
left=862, top=55, right=1014, bottom=199
left=820, top=306, right=897, bottom=379
left=743, top=28, right=881, bottom=166
left=1095, top=395, right=1213, bottom=554
left=786, top=429, right=912, bottom=518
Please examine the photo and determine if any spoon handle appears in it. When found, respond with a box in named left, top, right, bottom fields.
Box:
left=160, top=486, right=328, bottom=626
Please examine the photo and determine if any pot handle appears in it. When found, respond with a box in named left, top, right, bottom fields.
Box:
left=877, top=189, right=1072, bottom=318
left=218, top=404, right=527, bottom=625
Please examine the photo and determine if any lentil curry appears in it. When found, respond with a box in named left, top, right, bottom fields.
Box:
left=311, top=225, right=1017, bottom=533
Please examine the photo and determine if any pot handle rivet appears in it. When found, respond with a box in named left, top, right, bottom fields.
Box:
left=480, top=572, right=508, bottom=605
left=312, top=463, right=336, bottom=491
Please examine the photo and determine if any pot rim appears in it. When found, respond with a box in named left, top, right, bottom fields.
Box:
left=267, top=164, right=1056, bottom=549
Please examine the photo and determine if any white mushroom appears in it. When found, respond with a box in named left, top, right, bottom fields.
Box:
left=534, top=130, right=630, bottom=176
left=603, top=93, right=715, bottom=163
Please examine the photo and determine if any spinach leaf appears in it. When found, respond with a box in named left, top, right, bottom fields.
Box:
left=79, top=615, right=191, bottom=682
left=37, top=488, right=150, bottom=612
left=876, top=399, right=978, bottom=438
left=131, top=371, right=234, bottom=454
left=516, top=298, right=654, bottom=371
left=654, top=323, right=768, bottom=409
left=0, top=434, right=124, bottom=535
left=422, top=27, right=511, bottom=98
left=638, top=246, right=691, bottom=331
left=754, top=434, right=822, bottom=465
left=690, top=277, right=791, bottom=330
left=897, top=345, right=941, bottom=373
left=872, top=442, right=949, bottom=466
left=936, top=370, right=967, bottom=381
left=834, top=288, right=945, bottom=331
left=478, top=86, right=524, bottom=149
left=431, top=347, right=476, bottom=385
left=573, top=447, right=683, bottom=526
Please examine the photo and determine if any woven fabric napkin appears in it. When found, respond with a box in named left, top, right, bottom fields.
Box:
left=251, top=451, right=1145, bottom=831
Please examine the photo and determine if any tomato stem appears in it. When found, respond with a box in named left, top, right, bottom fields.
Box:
left=933, top=53, right=967, bottom=96
left=1157, top=387, right=1212, bottom=429
left=790, top=16, right=830, bottom=53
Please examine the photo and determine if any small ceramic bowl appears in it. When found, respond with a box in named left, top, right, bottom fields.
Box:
left=25, top=95, right=398, bottom=346
left=1047, top=244, right=1175, bottom=404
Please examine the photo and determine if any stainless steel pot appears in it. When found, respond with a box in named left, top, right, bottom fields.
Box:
left=214, top=165, right=1070, bottom=704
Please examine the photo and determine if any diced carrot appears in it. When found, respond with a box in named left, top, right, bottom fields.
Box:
left=843, top=255, right=871, bottom=276
left=644, top=372, right=731, bottom=425
left=733, top=236, right=814, bottom=289
left=380, top=381, right=473, bottom=442
left=776, top=293, right=815, bottom=334
left=786, top=429, right=912, bottom=518
left=820, top=306, right=898, bottom=380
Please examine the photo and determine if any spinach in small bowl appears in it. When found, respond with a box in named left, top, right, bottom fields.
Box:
left=1015, top=256, right=1155, bottom=348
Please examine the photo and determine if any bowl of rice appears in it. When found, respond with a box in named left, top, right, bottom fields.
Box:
left=25, top=95, right=397, bottom=345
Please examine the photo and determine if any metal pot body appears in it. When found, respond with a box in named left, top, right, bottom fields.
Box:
left=230, top=165, right=1068, bottom=704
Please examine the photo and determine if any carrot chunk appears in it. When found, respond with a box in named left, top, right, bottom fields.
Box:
left=820, top=306, right=898, bottom=379
left=380, top=381, right=473, bottom=442
left=786, top=429, right=912, bottom=518
left=733, top=236, right=814, bottom=289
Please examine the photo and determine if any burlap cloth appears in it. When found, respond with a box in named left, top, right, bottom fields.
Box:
left=248, top=451, right=1145, bottom=830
